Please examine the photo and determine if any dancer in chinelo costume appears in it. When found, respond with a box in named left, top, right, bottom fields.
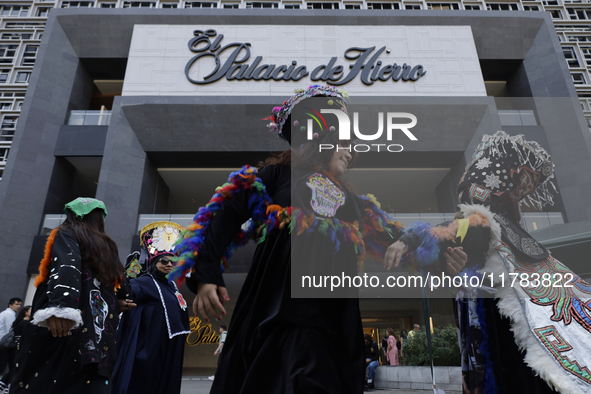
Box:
left=168, top=86, right=421, bottom=394
left=111, top=221, right=190, bottom=394
left=393, top=131, right=591, bottom=393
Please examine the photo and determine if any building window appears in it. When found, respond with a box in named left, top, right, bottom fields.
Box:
left=0, top=70, right=9, bottom=83
left=4, top=22, right=45, bottom=29
left=0, top=45, right=18, bottom=65
left=283, top=3, right=300, bottom=8
left=35, top=7, right=51, bottom=16
left=563, top=47, right=581, bottom=67
left=568, top=35, right=591, bottom=41
left=161, top=2, right=178, bottom=7
left=246, top=1, right=279, bottom=7
left=542, top=0, right=559, bottom=5
left=0, top=147, right=9, bottom=162
left=185, top=1, right=217, bottom=7
left=581, top=47, right=591, bottom=64
left=123, top=1, right=156, bottom=7
left=0, top=116, right=18, bottom=141
left=307, top=2, right=339, bottom=8
left=15, top=72, right=30, bottom=83
left=0, top=5, right=30, bottom=17
left=464, top=4, right=480, bottom=10
left=550, top=9, right=563, bottom=19
left=1, top=33, right=32, bottom=40
left=345, top=3, right=361, bottom=8
left=0, top=102, right=11, bottom=110
left=523, top=5, right=540, bottom=11
left=100, top=3, right=117, bottom=7
left=427, top=2, right=459, bottom=10
left=572, top=72, right=587, bottom=84
left=367, top=2, right=400, bottom=9
left=567, top=8, right=591, bottom=19
left=487, top=3, right=519, bottom=10
left=405, top=4, right=421, bottom=9
left=21, top=45, right=38, bottom=66
left=61, top=1, right=95, bottom=7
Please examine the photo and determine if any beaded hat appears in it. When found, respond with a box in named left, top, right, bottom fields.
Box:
left=141, top=221, right=184, bottom=264
left=266, top=85, right=348, bottom=145
left=125, top=221, right=184, bottom=278
left=458, top=131, right=555, bottom=211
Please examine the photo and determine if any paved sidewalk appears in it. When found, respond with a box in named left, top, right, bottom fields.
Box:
left=180, top=376, right=461, bottom=394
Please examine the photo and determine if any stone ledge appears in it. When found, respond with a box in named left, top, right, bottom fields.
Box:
left=375, top=365, right=461, bottom=392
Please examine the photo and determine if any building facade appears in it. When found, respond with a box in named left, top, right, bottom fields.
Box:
left=2, top=0, right=591, bottom=182
left=1, top=8, right=591, bottom=370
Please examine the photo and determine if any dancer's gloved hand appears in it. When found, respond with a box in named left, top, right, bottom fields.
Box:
left=195, top=283, right=229, bottom=323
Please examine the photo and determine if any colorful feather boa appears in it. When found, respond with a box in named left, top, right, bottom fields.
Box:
left=169, top=165, right=271, bottom=285
left=169, top=168, right=406, bottom=285
left=35, top=228, right=59, bottom=287
left=405, top=211, right=493, bottom=268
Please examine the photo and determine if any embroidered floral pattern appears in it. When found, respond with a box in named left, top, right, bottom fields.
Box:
left=484, top=174, right=501, bottom=189
left=475, top=157, right=492, bottom=169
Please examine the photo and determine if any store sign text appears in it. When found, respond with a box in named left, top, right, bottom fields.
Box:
left=186, top=316, right=220, bottom=346
left=185, top=29, right=427, bottom=86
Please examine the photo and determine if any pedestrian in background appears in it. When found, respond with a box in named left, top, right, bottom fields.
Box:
left=385, top=328, right=399, bottom=366
left=0, top=299, right=21, bottom=339
left=364, top=334, right=379, bottom=390
left=208, top=325, right=227, bottom=381
left=0, top=298, right=21, bottom=391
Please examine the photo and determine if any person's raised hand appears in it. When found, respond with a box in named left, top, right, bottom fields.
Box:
left=194, top=283, right=229, bottom=323
left=384, top=240, right=409, bottom=271
left=444, top=247, right=467, bottom=275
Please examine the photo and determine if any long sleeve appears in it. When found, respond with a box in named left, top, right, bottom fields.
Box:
left=31, top=228, right=84, bottom=329
left=171, top=165, right=276, bottom=293
left=371, top=342, right=380, bottom=362
left=400, top=204, right=500, bottom=274
left=0, top=309, right=14, bottom=338
left=387, top=336, right=395, bottom=350
left=386, top=336, right=395, bottom=361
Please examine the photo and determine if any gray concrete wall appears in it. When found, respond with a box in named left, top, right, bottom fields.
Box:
left=0, top=13, right=86, bottom=300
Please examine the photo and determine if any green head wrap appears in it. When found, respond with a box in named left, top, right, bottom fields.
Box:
left=64, top=197, right=108, bottom=219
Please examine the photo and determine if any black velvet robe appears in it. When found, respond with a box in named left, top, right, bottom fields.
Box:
left=186, top=165, right=396, bottom=394
left=11, top=228, right=119, bottom=394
